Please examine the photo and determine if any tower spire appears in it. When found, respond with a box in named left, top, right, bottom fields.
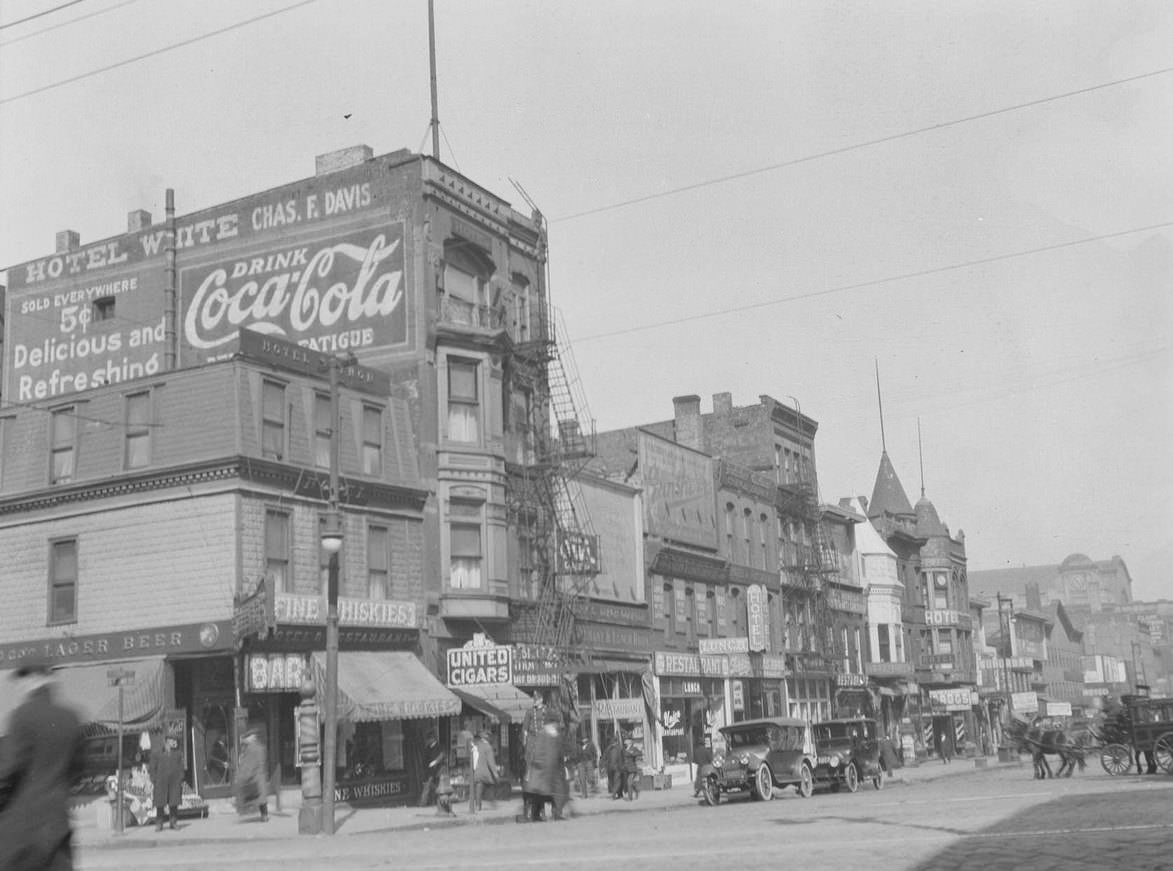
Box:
left=917, top=417, right=925, bottom=498
left=875, top=358, right=887, bottom=453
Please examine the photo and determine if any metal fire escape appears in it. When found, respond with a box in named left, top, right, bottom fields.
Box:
left=779, top=416, right=839, bottom=669
left=506, top=207, right=598, bottom=676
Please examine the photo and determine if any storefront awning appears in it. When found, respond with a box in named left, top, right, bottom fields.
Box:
left=311, top=651, right=460, bottom=722
left=451, top=683, right=535, bottom=724
left=877, top=686, right=898, bottom=697
left=52, top=657, right=167, bottom=730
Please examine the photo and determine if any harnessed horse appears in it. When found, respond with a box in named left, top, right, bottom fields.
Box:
left=1005, top=718, right=1090, bottom=778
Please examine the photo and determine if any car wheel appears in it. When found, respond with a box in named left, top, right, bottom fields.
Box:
left=844, top=762, right=860, bottom=793
left=702, top=775, right=721, bottom=807
left=752, top=764, right=774, bottom=801
left=797, top=764, right=813, bottom=798
left=872, top=770, right=884, bottom=791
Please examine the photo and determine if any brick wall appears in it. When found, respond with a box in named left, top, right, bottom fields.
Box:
left=0, top=490, right=238, bottom=641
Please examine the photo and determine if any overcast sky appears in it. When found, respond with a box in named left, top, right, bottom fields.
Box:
left=2, top=0, right=1170, bottom=599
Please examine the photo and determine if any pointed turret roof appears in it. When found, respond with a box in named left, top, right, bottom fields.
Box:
left=915, top=494, right=947, bottom=537
left=869, top=451, right=914, bottom=518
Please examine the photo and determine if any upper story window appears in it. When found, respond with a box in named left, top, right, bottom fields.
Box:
left=125, top=390, right=151, bottom=469
left=368, top=524, right=390, bottom=599
left=724, top=503, right=735, bottom=558
left=448, top=501, right=483, bottom=590
left=50, top=407, right=77, bottom=484
left=742, top=509, right=753, bottom=565
left=512, top=274, right=531, bottom=343
left=314, top=392, right=332, bottom=469
left=49, top=538, right=78, bottom=625
left=361, top=405, right=383, bottom=475
left=759, top=512, right=769, bottom=570
left=447, top=359, right=480, bottom=443
left=442, top=243, right=494, bottom=328
left=265, top=509, right=291, bottom=593
left=261, top=380, right=287, bottom=460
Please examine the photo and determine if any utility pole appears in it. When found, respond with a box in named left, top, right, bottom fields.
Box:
left=320, top=354, right=345, bottom=835
left=997, top=594, right=1014, bottom=718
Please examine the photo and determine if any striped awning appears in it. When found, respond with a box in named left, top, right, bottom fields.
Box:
left=312, top=651, right=460, bottom=722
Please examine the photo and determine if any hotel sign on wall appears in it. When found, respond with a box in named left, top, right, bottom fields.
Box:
left=3, top=160, right=410, bottom=401
left=746, top=585, right=769, bottom=653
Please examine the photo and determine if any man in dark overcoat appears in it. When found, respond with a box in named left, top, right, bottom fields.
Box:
left=148, top=732, right=185, bottom=831
left=602, top=733, right=624, bottom=799
left=0, top=657, right=86, bottom=871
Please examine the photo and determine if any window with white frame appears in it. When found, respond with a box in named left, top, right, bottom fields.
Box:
left=265, top=509, right=291, bottom=593
left=49, top=537, right=78, bottom=624
left=878, top=624, right=891, bottom=662
left=368, top=524, right=390, bottom=598
left=447, top=359, right=480, bottom=443
left=361, top=405, right=383, bottom=475
left=449, top=501, right=483, bottom=589
left=512, top=274, right=531, bottom=342
left=261, top=380, right=286, bottom=460
left=51, top=407, right=77, bottom=483
left=125, top=390, right=151, bottom=469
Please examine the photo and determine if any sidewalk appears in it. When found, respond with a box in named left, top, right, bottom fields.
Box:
left=75, top=754, right=1024, bottom=851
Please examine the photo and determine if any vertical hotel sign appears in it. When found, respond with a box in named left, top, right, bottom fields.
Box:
left=746, top=584, right=769, bottom=652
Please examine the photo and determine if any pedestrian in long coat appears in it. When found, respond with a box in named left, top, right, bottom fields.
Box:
left=0, top=657, right=86, bottom=871
left=234, top=729, right=270, bottom=822
left=469, top=731, right=500, bottom=814
left=148, top=733, right=186, bottom=831
left=622, top=739, right=643, bottom=800
left=522, top=719, right=569, bottom=821
left=602, top=734, right=624, bottom=799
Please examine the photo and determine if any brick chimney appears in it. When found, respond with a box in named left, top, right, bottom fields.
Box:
left=315, top=145, right=373, bottom=176
left=712, top=392, right=733, bottom=417
left=127, top=210, right=152, bottom=232
left=56, top=230, right=80, bottom=253
left=673, top=395, right=702, bottom=450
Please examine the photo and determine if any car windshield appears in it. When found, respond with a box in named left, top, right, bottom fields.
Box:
left=814, top=722, right=863, bottom=743
left=725, top=727, right=770, bottom=749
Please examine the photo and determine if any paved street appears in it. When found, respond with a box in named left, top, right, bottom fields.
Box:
left=75, top=763, right=1173, bottom=870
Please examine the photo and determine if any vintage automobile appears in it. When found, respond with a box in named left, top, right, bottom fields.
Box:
left=700, top=717, right=816, bottom=805
left=811, top=717, right=885, bottom=793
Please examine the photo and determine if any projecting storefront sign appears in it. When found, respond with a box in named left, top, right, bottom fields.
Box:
left=699, top=637, right=749, bottom=655
left=593, top=698, right=644, bottom=720
left=1, top=621, right=232, bottom=670
left=746, top=585, right=769, bottom=652
left=929, top=688, right=978, bottom=711
left=274, top=594, right=417, bottom=628
left=246, top=653, right=309, bottom=692
left=447, top=635, right=513, bottom=686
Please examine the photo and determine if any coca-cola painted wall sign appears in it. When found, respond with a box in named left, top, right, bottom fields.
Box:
left=3, top=156, right=416, bottom=401
left=179, top=220, right=407, bottom=363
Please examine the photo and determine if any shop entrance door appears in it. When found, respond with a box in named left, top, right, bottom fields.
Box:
left=192, top=698, right=234, bottom=798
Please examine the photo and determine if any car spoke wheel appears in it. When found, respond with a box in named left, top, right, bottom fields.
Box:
left=844, top=762, right=859, bottom=793
left=702, top=775, right=721, bottom=806
left=1100, top=743, right=1133, bottom=776
left=872, top=770, right=884, bottom=790
left=1154, top=733, right=1173, bottom=774
left=797, top=764, right=813, bottom=798
left=752, top=764, right=774, bottom=801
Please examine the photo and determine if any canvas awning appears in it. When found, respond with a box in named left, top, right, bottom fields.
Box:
left=451, top=683, right=536, bottom=724
left=53, top=657, right=167, bottom=730
left=311, top=651, right=460, bottom=722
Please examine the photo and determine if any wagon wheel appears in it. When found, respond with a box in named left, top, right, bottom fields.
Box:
left=1100, top=743, right=1133, bottom=776
left=1154, top=732, right=1173, bottom=774
left=701, top=774, right=721, bottom=806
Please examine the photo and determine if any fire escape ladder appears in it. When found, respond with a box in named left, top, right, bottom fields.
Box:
left=512, top=306, right=599, bottom=672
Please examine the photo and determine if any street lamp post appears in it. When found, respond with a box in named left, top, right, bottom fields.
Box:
left=320, top=355, right=346, bottom=836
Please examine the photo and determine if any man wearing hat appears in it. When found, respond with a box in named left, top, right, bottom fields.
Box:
left=0, top=655, right=86, bottom=871
left=148, top=730, right=186, bottom=831
left=468, top=730, right=499, bottom=815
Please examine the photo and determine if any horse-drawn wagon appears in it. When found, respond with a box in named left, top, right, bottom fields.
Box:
left=1098, top=694, right=1173, bottom=776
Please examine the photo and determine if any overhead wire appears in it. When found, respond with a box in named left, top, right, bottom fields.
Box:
left=0, top=0, right=87, bottom=31
left=0, top=0, right=319, bottom=105
left=551, top=65, right=1173, bottom=223
left=568, top=219, right=1173, bottom=343
left=0, top=0, right=139, bottom=47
